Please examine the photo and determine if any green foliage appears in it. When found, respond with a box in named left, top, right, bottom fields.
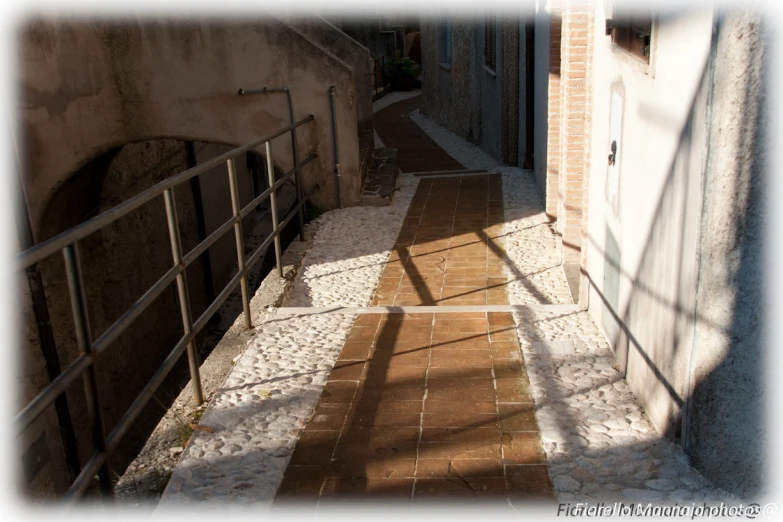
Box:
left=306, top=203, right=324, bottom=221
left=383, top=57, right=422, bottom=81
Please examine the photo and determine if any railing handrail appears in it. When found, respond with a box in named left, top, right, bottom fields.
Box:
left=15, top=112, right=320, bottom=499
left=18, top=115, right=314, bottom=270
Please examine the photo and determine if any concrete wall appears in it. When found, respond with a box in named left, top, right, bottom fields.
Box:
left=685, top=12, right=767, bottom=498
left=329, top=18, right=396, bottom=66
left=281, top=15, right=374, bottom=131
left=18, top=16, right=362, bottom=235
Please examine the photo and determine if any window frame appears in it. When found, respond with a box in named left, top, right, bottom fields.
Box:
left=484, top=14, right=497, bottom=73
left=606, top=8, right=653, bottom=65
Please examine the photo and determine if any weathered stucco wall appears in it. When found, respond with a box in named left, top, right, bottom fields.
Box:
left=18, top=16, right=361, bottom=232
left=420, top=14, right=524, bottom=164
left=420, top=18, right=480, bottom=143
left=281, top=15, right=374, bottom=131
left=16, top=16, right=363, bottom=495
left=686, top=12, right=767, bottom=499
left=584, top=4, right=714, bottom=438
left=478, top=17, right=503, bottom=161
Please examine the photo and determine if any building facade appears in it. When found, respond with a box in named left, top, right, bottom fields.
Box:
left=421, top=2, right=767, bottom=498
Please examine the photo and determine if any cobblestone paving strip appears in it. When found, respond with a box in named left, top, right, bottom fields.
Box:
left=160, top=175, right=419, bottom=504
left=501, top=169, right=573, bottom=305
left=512, top=307, right=734, bottom=504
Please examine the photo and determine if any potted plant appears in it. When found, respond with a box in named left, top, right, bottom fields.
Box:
left=384, top=57, right=422, bottom=91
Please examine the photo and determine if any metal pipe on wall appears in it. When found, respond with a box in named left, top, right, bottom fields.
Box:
left=328, top=86, right=343, bottom=209
left=238, top=87, right=306, bottom=241
left=265, top=141, right=283, bottom=277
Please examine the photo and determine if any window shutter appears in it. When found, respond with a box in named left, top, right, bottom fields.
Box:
left=607, top=9, right=652, bottom=63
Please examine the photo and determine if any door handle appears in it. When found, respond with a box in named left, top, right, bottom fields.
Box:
left=608, top=140, right=617, bottom=166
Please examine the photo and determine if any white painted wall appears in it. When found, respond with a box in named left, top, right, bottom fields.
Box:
left=583, top=3, right=714, bottom=435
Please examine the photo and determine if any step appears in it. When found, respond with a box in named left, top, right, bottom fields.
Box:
left=361, top=147, right=399, bottom=207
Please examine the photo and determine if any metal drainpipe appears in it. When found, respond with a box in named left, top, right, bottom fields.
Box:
left=328, top=86, right=343, bottom=209
left=238, top=87, right=306, bottom=240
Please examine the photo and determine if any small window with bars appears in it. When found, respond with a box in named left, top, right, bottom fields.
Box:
left=485, top=15, right=497, bottom=71
left=606, top=8, right=653, bottom=63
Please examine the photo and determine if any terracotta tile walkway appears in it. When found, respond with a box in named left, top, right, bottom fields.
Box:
left=371, top=175, right=508, bottom=307
left=373, top=95, right=465, bottom=173
left=273, top=175, right=555, bottom=506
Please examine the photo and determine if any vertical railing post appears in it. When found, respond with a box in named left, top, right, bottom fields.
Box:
left=265, top=141, right=283, bottom=278
left=294, top=163, right=306, bottom=243
left=163, top=189, right=204, bottom=404
left=285, top=93, right=306, bottom=243
left=226, top=159, right=253, bottom=330
left=288, top=120, right=305, bottom=241
left=62, top=242, right=114, bottom=498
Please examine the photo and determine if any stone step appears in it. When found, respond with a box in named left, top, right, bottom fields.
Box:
left=361, top=147, right=399, bottom=207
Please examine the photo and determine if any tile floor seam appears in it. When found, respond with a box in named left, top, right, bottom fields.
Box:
left=412, top=313, right=434, bottom=498
left=429, top=178, right=448, bottom=305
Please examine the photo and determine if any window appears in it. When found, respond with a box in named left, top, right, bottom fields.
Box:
left=484, top=15, right=497, bottom=71
left=438, top=20, right=452, bottom=66
left=606, top=8, right=653, bottom=63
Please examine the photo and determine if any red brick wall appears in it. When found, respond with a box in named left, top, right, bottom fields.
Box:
left=578, top=6, right=594, bottom=304
left=549, top=0, right=594, bottom=268
left=545, top=2, right=562, bottom=219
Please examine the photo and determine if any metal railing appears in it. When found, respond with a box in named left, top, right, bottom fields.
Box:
left=15, top=115, right=320, bottom=500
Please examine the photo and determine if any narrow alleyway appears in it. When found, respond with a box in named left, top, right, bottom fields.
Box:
left=160, top=93, right=730, bottom=508
left=373, top=94, right=464, bottom=173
